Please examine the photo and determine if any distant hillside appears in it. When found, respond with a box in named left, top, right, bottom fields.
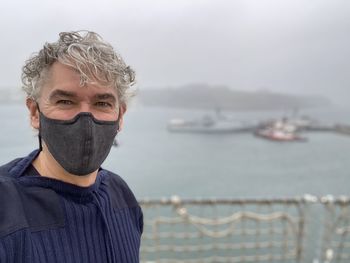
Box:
left=138, top=84, right=331, bottom=111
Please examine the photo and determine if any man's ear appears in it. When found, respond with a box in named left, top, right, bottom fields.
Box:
left=118, top=104, right=127, bottom=131
left=26, top=98, right=40, bottom=129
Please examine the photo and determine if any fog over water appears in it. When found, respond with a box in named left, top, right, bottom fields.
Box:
left=0, top=0, right=349, bottom=107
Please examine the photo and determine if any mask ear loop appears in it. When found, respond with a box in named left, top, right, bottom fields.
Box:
left=113, top=108, right=122, bottom=147
left=36, top=103, right=43, bottom=152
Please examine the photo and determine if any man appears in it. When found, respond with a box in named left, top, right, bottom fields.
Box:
left=0, top=31, right=143, bottom=263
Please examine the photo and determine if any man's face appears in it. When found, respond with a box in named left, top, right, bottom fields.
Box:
left=27, top=62, right=125, bottom=129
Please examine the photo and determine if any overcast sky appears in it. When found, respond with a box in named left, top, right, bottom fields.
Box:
left=1, top=0, right=349, bottom=105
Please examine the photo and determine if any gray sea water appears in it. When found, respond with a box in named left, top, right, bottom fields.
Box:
left=1, top=104, right=349, bottom=199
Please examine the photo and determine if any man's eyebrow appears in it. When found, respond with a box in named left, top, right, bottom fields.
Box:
left=49, top=89, right=78, bottom=100
left=94, top=93, right=117, bottom=102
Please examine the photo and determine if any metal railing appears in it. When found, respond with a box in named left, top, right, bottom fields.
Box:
left=319, top=196, right=350, bottom=263
left=139, top=195, right=350, bottom=263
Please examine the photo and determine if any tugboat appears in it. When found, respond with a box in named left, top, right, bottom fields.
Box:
left=254, top=118, right=307, bottom=142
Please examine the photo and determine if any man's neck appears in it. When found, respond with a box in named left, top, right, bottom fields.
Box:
left=32, top=149, right=98, bottom=187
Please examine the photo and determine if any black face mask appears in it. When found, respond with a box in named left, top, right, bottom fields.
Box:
left=39, top=112, right=119, bottom=176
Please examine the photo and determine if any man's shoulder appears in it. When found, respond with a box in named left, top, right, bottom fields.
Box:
left=0, top=155, right=65, bottom=239
left=0, top=171, right=28, bottom=238
left=0, top=158, right=22, bottom=205
left=0, top=157, right=23, bottom=178
left=102, top=169, right=140, bottom=209
left=0, top=172, right=65, bottom=239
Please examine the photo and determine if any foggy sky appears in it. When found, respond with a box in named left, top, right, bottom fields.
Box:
left=1, top=0, right=349, bottom=106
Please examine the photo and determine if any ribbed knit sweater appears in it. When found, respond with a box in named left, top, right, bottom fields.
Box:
left=0, top=150, right=143, bottom=263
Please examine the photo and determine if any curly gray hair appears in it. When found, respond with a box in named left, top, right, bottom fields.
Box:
left=22, top=31, right=135, bottom=105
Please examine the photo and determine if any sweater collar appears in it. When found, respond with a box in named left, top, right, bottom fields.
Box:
left=10, top=149, right=108, bottom=198
left=8, top=149, right=40, bottom=178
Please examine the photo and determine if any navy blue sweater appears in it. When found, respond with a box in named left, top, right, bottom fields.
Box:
left=0, top=150, right=143, bottom=263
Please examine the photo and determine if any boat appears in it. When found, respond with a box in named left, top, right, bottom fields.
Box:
left=255, top=119, right=307, bottom=142
left=167, top=114, right=255, bottom=134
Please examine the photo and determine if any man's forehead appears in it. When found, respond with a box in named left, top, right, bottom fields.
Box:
left=43, top=62, right=118, bottom=96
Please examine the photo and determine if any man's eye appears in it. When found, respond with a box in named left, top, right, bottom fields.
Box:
left=96, top=101, right=112, bottom=108
left=57, top=100, right=74, bottom=105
